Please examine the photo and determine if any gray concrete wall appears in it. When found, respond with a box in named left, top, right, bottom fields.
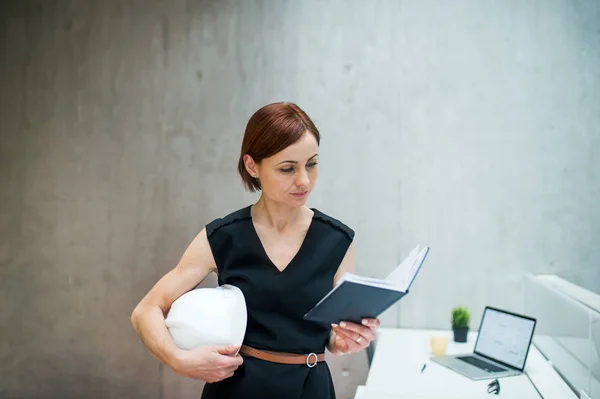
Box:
left=1, top=0, right=598, bottom=398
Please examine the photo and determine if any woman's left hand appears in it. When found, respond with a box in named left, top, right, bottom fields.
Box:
left=329, top=318, right=380, bottom=354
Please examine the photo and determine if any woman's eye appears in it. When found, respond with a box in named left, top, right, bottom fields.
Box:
left=280, top=162, right=317, bottom=173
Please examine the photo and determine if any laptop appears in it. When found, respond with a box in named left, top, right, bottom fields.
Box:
left=431, top=306, right=537, bottom=380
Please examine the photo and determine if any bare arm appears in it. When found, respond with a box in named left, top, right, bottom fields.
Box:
left=131, top=228, right=242, bottom=381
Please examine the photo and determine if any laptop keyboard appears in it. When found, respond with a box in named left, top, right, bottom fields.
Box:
left=456, top=356, right=507, bottom=372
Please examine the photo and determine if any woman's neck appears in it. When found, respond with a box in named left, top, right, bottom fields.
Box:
left=252, top=196, right=308, bottom=232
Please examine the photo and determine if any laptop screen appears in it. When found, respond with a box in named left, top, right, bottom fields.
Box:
left=474, top=307, right=536, bottom=370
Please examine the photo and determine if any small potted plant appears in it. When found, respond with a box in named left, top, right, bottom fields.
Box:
left=451, top=306, right=471, bottom=343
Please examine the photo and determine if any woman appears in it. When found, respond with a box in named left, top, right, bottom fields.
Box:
left=131, top=102, right=380, bottom=398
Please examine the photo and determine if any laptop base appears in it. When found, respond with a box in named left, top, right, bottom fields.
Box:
left=431, top=355, right=522, bottom=381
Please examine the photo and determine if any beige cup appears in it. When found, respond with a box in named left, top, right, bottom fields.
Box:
left=430, top=336, right=448, bottom=357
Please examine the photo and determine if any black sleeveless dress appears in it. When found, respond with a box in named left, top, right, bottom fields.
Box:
left=200, top=205, right=355, bottom=399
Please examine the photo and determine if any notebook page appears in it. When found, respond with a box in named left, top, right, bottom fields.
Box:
left=400, top=246, right=429, bottom=291
left=341, top=272, right=405, bottom=291
left=384, top=245, right=421, bottom=286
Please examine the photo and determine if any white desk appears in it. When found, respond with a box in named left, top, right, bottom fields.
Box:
left=356, top=328, right=577, bottom=399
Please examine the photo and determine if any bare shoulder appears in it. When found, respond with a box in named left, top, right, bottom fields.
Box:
left=176, top=227, right=218, bottom=275
left=133, top=227, right=217, bottom=315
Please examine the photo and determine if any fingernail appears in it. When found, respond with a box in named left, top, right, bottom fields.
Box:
left=362, top=319, right=369, bottom=326
left=340, top=322, right=346, bottom=327
left=331, top=323, right=338, bottom=328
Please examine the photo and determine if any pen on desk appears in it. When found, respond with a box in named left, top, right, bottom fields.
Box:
left=420, top=363, right=427, bottom=373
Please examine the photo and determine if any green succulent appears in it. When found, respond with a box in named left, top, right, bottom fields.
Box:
left=451, top=306, right=471, bottom=328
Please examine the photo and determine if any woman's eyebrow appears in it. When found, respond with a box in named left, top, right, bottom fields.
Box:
left=276, top=154, right=319, bottom=166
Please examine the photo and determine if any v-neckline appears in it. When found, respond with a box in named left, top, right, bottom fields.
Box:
left=248, top=205, right=316, bottom=273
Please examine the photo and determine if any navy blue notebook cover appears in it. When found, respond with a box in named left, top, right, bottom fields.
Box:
left=304, top=282, right=408, bottom=325
left=304, top=246, right=429, bottom=325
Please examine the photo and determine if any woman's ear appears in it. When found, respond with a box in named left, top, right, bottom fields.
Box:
left=243, top=154, right=259, bottom=178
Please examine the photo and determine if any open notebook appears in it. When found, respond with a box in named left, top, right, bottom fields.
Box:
left=303, top=245, right=430, bottom=325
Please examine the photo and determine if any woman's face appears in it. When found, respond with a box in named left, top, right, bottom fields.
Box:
left=250, top=131, right=319, bottom=207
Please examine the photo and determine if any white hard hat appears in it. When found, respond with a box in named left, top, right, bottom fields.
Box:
left=165, top=284, right=247, bottom=350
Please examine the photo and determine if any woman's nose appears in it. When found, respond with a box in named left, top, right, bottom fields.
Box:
left=296, top=170, right=310, bottom=187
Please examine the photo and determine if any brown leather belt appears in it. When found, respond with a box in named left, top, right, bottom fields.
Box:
left=240, top=345, right=325, bottom=368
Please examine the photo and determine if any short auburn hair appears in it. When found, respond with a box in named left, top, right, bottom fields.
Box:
left=238, top=102, right=321, bottom=192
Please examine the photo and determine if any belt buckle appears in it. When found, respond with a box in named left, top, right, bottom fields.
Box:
left=306, top=352, right=318, bottom=368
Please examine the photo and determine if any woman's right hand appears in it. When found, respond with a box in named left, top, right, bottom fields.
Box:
left=172, top=344, right=244, bottom=383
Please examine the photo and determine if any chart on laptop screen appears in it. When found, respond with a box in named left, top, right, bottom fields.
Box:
left=475, top=308, right=536, bottom=369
